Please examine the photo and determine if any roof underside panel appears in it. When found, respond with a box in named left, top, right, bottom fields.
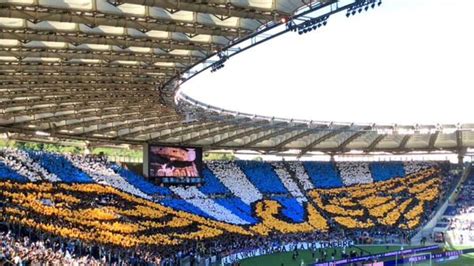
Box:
left=0, top=0, right=311, bottom=147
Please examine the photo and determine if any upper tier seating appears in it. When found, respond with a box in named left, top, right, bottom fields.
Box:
left=338, top=162, right=373, bottom=186
left=303, top=161, right=343, bottom=188
left=271, top=161, right=306, bottom=201
left=214, top=197, right=258, bottom=224
left=271, top=196, right=306, bottom=223
left=110, top=164, right=172, bottom=196
left=27, top=151, right=92, bottom=183
left=206, top=161, right=262, bottom=204
left=403, top=161, right=434, bottom=175
left=199, top=166, right=230, bottom=195
left=0, top=148, right=452, bottom=239
left=0, top=148, right=456, bottom=265
left=370, top=162, right=406, bottom=182
left=236, top=161, right=288, bottom=194
left=168, top=186, right=250, bottom=225
left=0, top=161, right=28, bottom=182
left=286, top=161, right=314, bottom=190
left=65, top=154, right=150, bottom=199
left=1, top=149, right=56, bottom=182
left=449, top=170, right=474, bottom=218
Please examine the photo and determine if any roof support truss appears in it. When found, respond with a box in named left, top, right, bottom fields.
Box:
left=0, top=6, right=246, bottom=38
left=272, top=127, right=326, bottom=151
left=0, top=47, right=201, bottom=63
left=181, top=120, right=267, bottom=144
left=212, top=122, right=288, bottom=146
left=113, top=0, right=279, bottom=21
left=242, top=124, right=307, bottom=148
left=298, top=127, right=350, bottom=157
left=336, top=130, right=368, bottom=151
left=365, top=134, right=387, bottom=152
left=0, top=30, right=211, bottom=52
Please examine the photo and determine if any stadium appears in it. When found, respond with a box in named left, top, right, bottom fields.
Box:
left=0, top=0, right=473, bottom=265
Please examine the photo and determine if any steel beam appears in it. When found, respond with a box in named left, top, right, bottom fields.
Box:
left=0, top=30, right=211, bottom=52
left=114, top=0, right=278, bottom=21
left=0, top=7, right=245, bottom=38
left=212, top=121, right=287, bottom=146
left=298, top=127, right=350, bottom=156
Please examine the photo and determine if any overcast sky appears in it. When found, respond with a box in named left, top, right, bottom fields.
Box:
left=181, top=0, right=474, bottom=125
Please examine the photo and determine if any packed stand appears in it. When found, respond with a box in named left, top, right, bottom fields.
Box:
left=303, top=161, right=343, bottom=188
left=0, top=231, right=102, bottom=265
left=445, top=168, right=474, bottom=245
left=338, top=162, right=373, bottom=186
left=0, top=148, right=458, bottom=264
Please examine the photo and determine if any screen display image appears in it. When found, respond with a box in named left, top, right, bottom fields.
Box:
left=149, top=146, right=202, bottom=184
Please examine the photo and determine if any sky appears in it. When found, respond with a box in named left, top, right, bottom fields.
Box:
left=181, top=0, right=474, bottom=125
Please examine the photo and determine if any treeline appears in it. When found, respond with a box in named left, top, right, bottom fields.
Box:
left=0, top=139, right=142, bottom=160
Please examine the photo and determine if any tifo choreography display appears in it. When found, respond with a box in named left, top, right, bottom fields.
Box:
left=0, top=148, right=458, bottom=264
left=0, top=0, right=471, bottom=265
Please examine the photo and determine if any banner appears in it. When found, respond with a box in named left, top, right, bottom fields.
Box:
left=221, top=240, right=354, bottom=265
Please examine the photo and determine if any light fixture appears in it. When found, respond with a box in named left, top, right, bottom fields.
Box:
left=346, top=0, right=382, bottom=17
left=210, top=51, right=228, bottom=73
left=292, top=15, right=330, bottom=35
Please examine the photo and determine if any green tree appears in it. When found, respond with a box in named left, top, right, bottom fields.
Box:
left=14, top=142, right=43, bottom=151
left=203, top=152, right=236, bottom=161
left=92, top=147, right=142, bottom=160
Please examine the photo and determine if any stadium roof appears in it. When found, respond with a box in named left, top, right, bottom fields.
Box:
left=0, top=0, right=473, bottom=156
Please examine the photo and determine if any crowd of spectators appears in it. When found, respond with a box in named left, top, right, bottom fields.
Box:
left=206, top=161, right=263, bottom=204
left=286, top=161, right=315, bottom=190
left=236, top=161, right=288, bottom=194
left=0, top=230, right=102, bottom=265
left=271, top=161, right=306, bottom=202
left=338, top=162, right=373, bottom=186
left=0, top=149, right=57, bottom=182
left=66, top=154, right=151, bottom=200
left=452, top=170, right=474, bottom=217
left=0, top=148, right=460, bottom=265
left=303, top=161, right=343, bottom=188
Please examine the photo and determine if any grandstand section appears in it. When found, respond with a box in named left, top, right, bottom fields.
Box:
left=0, top=148, right=461, bottom=264
left=444, top=169, right=474, bottom=246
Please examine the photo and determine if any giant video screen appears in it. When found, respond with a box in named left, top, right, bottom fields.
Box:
left=148, top=145, right=203, bottom=184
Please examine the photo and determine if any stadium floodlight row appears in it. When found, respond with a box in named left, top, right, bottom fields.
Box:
left=0, top=0, right=473, bottom=156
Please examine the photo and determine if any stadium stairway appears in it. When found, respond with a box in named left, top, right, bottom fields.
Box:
left=410, top=164, right=470, bottom=245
